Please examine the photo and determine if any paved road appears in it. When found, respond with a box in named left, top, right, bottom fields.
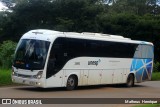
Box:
left=0, top=81, right=160, bottom=107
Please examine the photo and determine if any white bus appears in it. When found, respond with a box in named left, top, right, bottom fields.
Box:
left=12, top=29, right=154, bottom=90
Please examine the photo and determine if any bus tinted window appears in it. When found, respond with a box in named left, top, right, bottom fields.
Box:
left=47, top=38, right=67, bottom=78
left=67, top=38, right=137, bottom=58
left=13, top=39, right=50, bottom=70
left=67, top=38, right=85, bottom=57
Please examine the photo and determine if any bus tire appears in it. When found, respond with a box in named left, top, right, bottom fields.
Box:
left=66, top=75, right=77, bottom=91
left=126, top=74, right=134, bottom=87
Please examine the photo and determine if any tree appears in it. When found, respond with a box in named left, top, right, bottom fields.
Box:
left=0, top=0, right=160, bottom=62
left=0, top=0, right=15, bottom=9
left=0, top=40, right=17, bottom=68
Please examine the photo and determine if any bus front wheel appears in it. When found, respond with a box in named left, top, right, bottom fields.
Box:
left=66, top=75, right=77, bottom=90
left=126, top=74, right=134, bottom=87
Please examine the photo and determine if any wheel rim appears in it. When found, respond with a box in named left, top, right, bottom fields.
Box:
left=128, top=75, right=133, bottom=86
left=67, top=77, right=75, bottom=87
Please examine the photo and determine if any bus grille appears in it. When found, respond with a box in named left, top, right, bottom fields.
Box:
left=18, top=74, right=32, bottom=78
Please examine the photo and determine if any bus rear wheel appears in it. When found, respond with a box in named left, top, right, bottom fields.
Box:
left=126, top=74, right=134, bottom=87
left=66, top=75, right=77, bottom=90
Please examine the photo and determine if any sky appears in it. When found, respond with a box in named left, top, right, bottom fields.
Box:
left=0, top=2, right=7, bottom=11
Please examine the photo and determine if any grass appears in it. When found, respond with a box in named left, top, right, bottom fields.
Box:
left=0, top=69, right=22, bottom=87
left=0, top=69, right=12, bottom=86
left=151, top=72, right=160, bottom=81
left=133, top=104, right=160, bottom=107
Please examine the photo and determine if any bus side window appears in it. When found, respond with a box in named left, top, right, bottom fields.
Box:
left=67, top=38, right=85, bottom=57
left=141, top=45, right=153, bottom=59
left=47, top=46, right=56, bottom=78
left=134, top=45, right=153, bottom=59
left=134, top=45, right=142, bottom=58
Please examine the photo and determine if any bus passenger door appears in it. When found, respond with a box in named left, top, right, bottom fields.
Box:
left=46, top=37, right=67, bottom=87
left=46, top=70, right=64, bottom=87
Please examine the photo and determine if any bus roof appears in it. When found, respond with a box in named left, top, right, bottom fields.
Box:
left=21, top=29, right=153, bottom=45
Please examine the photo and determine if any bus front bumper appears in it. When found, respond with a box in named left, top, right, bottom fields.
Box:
left=12, top=75, right=46, bottom=88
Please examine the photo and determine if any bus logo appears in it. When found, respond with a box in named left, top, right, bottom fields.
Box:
left=88, top=59, right=101, bottom=66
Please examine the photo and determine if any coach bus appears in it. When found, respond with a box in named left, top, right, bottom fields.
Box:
left=12, top=29, right=154, bottom=90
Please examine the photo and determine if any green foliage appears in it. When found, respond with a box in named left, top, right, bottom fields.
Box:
left=134, top=104, right=160, bottom=107
left=0, top=69, right=12, bottom=86
left=153, top=62, right=160, bottom=72
left=0, top=41, right=17, bottom=69
left=152, top=72, right=160, bottom=81
left=0, top=0, right=160, bottom=61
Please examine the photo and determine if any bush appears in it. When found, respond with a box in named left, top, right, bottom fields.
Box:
left=153, top=62, right=160, bottom=72
left=0, top=40, right=17, bottom=69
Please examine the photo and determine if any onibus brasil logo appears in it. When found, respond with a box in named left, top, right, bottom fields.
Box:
left=1, top=99, right=42, bottom=104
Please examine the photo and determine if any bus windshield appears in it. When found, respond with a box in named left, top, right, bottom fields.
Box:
left=13, top=39, right=50, bottom=70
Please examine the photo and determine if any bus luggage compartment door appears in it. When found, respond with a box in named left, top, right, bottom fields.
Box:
left=82, top=70, right=89, bottom=85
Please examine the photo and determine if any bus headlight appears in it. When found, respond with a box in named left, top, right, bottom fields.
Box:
left=12, top=66, right=18, bottom=76
left=33, top=71, right=43, bottom=79
left=12, top=71, right=15, bottom=75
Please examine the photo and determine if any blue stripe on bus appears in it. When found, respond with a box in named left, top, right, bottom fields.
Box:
left=130, top=58, right=153, bottom=82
